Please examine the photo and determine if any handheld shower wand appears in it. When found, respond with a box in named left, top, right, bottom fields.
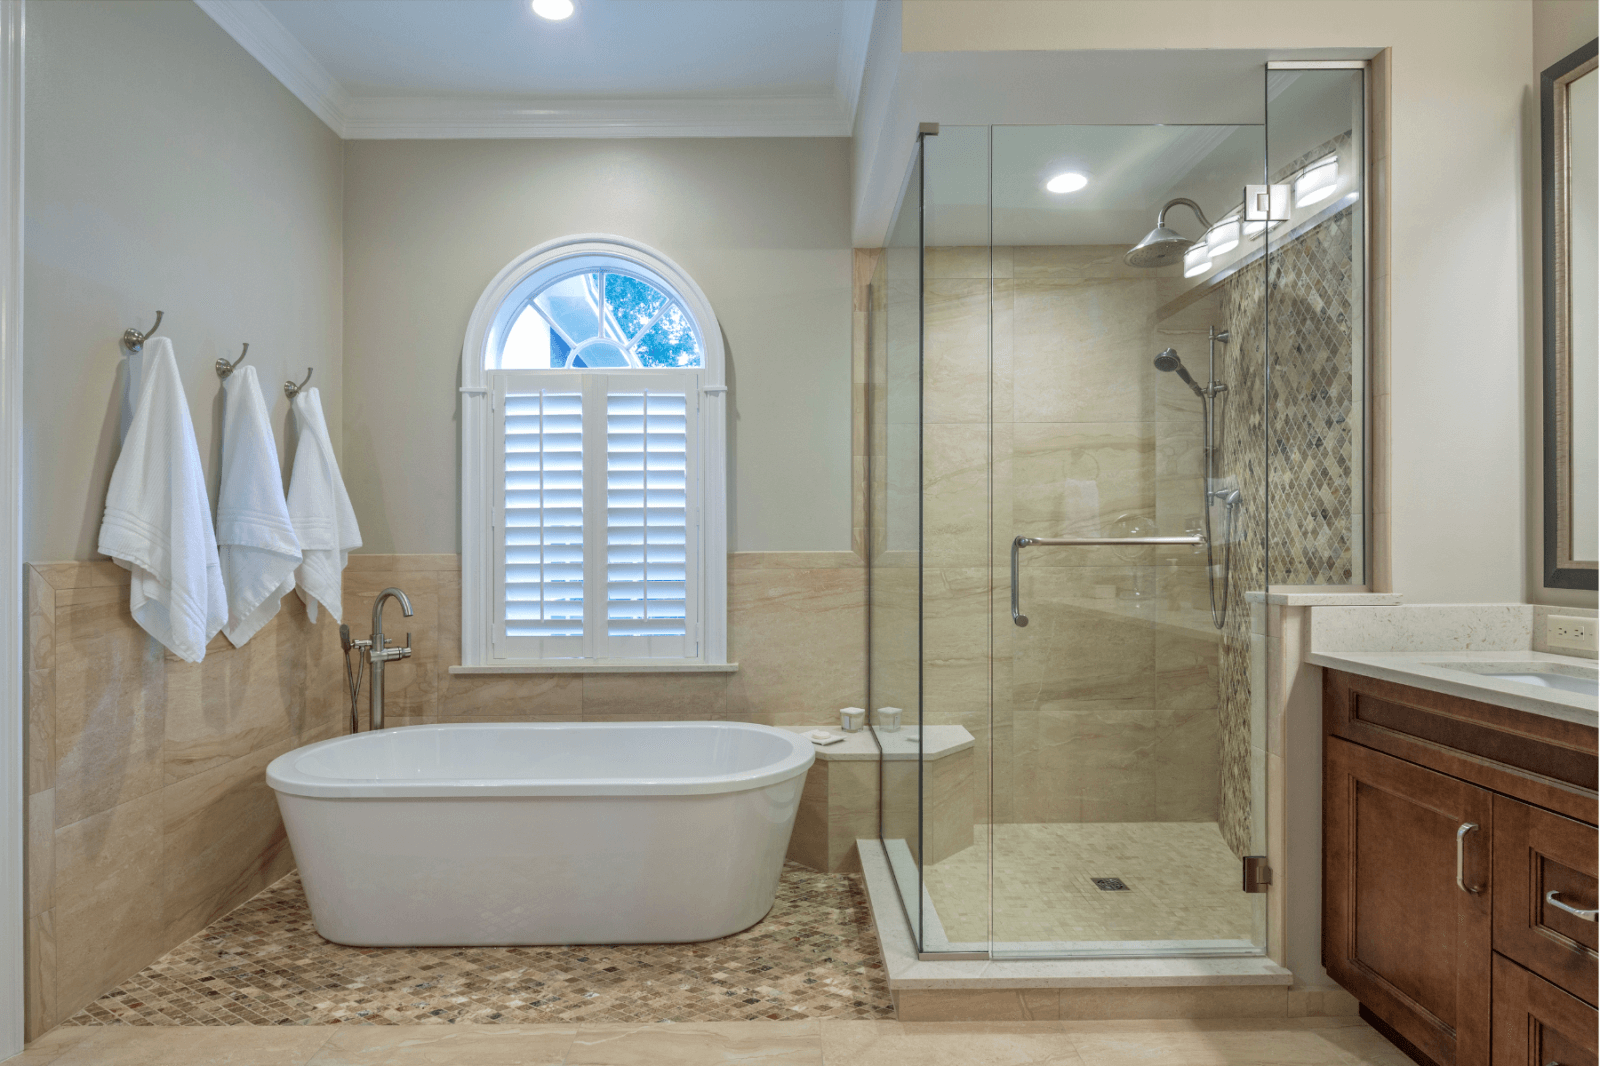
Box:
left=1153, top=348, right=1206, bottom=398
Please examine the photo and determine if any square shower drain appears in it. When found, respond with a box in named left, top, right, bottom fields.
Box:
left=1091, top=877, right=1130, bottom=891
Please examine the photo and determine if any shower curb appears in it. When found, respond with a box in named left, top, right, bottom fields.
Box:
left=852, top=838, right=1352, bottom=1023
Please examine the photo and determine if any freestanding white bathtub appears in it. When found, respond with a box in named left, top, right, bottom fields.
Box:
left=266, top=721, right=815, bottom=947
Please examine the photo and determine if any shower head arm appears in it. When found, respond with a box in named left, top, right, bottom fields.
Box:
left=1155, top=197, right=1212, bottom=233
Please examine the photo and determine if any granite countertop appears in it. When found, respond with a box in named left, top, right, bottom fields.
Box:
left=1306, top=648, right=1598, bottom=727
left=781, top=724, right=974, bottom=762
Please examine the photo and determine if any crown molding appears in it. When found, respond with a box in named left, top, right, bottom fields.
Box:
left=194, top=0, right=349, bottom=135
left=341, top=94, right=851, bottom=139
left=199, top=0, right=867, bottom=140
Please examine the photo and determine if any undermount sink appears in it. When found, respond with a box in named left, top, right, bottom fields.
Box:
left=1425, top=662, right=1599, bottom=699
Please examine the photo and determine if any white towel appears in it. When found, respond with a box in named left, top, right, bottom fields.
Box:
left=217, top=365, right=301, bottom=646
left=286, top=386, right=360, bottom=623
left=97, top=339, right=227, bottom=662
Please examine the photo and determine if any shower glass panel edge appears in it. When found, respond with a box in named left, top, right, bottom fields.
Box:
left=873, top=131, right=927, bottom=953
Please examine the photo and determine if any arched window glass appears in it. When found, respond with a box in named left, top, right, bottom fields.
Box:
left=490, top=269, right=703, bottom=370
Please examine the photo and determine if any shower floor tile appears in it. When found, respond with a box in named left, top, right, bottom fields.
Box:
left=63, top=863, right=893, bottom=1027
left=922, top=822, right=1256, bottom=948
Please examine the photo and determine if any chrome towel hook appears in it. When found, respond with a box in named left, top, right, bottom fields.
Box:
left=215, top=343, right=249, bottom=378
left=121, top=310, right=163, bottom=353
left=284, top=367, right=313, bottom=399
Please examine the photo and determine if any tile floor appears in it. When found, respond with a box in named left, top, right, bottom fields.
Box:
left=64, top=863, right=892, bottom=1026
left=19, top=1017, right=1417, bottom=1065
left=922, top=823, right=1255, bottom=947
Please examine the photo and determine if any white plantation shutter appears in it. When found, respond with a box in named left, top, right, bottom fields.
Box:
left=494, top=373, right=586, bottom=658
left=490, top=369, right=698, bottom=662
left=601, top=375, right=697, bottom=659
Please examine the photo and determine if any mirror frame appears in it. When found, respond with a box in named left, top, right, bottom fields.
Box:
left=1541, top=37, right=1599, bottom=591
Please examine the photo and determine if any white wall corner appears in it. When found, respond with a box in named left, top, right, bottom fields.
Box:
left=0, top=0, right=21, bottom=1056
left=193, top=0, right=349, bottom=137
left=834, top=0, right=878, bottom=130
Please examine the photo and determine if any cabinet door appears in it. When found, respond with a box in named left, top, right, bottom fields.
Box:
left=1492, top=953, right=1598, bottom=1066
left=1493, top=794, right=1598, bottom=1005
left=1325, top=737, right=1493, bottom=1066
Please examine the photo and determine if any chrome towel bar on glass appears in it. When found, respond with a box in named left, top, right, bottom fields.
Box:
left=1011, top=533, right=1206, bottom=626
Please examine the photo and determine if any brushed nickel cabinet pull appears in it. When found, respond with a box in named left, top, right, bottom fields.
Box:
left=1545, top=890, right=1599, bottom=922
left=1455, top=823, right=1482, bottom=894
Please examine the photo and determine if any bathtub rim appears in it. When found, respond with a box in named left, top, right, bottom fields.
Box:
left=266, top=720, right=818, bottom=799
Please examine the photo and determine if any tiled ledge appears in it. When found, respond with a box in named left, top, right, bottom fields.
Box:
left=1244, top=587, right=1401, bottom=606
left=782, top=725, right=973, bottom=762
left=447, top=662, right=739, bottom=674
left=858, top=839, right=1295, bottom=995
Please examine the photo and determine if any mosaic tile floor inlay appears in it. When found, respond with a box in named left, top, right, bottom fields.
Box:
left=66, top=863, right=893, bottom=1027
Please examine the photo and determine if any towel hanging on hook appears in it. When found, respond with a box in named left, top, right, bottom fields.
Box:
left=215, top=343, right=249, bottom=378
left=284, top=367, right=313, bottom=399
left=121, top=311, right=163, bottom=353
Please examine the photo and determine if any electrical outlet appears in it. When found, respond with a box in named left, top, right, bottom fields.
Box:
left=1546, top=615, right=1598, bottom=653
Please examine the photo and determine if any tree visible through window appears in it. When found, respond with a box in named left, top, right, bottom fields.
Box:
left=495, top=270, right=703, bottom=370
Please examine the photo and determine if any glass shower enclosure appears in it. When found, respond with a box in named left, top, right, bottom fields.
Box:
left=867, top=66, right=1368, bottom=960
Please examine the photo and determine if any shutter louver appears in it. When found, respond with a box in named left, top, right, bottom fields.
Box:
left=502, top=389, right=584, bottom=640
left=606, top=389, right=689, bottom=641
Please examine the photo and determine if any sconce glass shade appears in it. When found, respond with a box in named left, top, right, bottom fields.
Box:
left=1183, top=244, right=1213, bottom=278
left=1205, top=215, right=1241, bottom=258
left=1294, top=156, right=1339, bottom=208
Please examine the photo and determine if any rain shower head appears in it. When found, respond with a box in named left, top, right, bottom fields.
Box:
left=1125, top=197, right=1213, bottom=268
left=1154, top=348, right=1206, bottom=398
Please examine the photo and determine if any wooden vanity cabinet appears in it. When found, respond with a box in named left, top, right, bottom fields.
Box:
left=1323, top=669, right=1599, bottom=1066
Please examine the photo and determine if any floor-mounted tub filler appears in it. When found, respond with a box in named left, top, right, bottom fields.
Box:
left=266, top=721, right=815, bottom=946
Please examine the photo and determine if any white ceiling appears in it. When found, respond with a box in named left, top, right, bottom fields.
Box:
left=196, top=0, right=875, bottom=138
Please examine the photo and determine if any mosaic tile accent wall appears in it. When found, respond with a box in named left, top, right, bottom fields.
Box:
left=1212, top=134, right=1363, bottom=857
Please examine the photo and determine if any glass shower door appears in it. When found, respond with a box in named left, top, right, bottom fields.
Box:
left=984, top=121, right=1271, bottom=957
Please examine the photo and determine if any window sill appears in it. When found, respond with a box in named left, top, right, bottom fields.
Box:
left=448, top=662, right=739, bottom=675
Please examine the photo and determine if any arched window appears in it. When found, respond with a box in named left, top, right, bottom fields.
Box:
left=459, top=236, right=728, bottom=670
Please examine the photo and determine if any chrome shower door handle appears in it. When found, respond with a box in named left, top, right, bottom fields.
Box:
left=1011, top=536, right=1035, bottom=626
left=1545, top=890, right=1599, bottom=922
left=1010, top=533, right=1205, bottom=626
left=1456, top=823, right=1482, bottom=894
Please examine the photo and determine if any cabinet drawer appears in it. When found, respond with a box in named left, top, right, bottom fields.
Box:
left=1492, top=953, right=1597, bottom=1066
left=1324, top=670, right=1599, bottom=826
left=1493, top=795, right=1599, bottom=1006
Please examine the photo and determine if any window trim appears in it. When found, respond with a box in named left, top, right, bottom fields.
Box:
left=460, top=234, right=728, bottom=670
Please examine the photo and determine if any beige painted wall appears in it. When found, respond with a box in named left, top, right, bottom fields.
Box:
left=896, top=0, right=1537, bottom=606
left=341, top=138, right=853, bottom=555
left=1527, top=0, right=1599, bottom=607
left=24, top=0, right=344, bottom=564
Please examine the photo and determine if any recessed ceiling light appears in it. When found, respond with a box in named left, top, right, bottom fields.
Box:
left=532, top=0, right=575, bottom=20
left=1045, top=172, right=1088, bottom=194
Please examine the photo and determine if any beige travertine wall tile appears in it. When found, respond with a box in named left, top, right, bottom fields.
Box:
left=25, top=909, right=54, bottom=1040
left=581, top=672, right=731, bottom=719
left=27, top=666, right=53, bottom=796
left=726, top=567, right=865, bottom=725
left=54, top=791, right=165, bottom=1020
left=346, top=553, right=458, bottom=572
left=159, top=739, right=295, bottom=948
left=52, top=611, right=166, bottom=827
left=440, top=673, right=583, bottom=718
left=26, top=789, right=52, bottom=919
left=924, top=279, right=990, bottom=425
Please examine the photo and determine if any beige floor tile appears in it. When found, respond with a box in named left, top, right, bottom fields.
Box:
left=307, top=1024, right=577, bottom=1065
left=1065, top=1024, right=1385, bottom=1066
left=48, top=1026, right=335, bottom=1066
left=17, top=1025, right=92, bottom=1066
left=820, top=1020, right=1084, bottom=1065
left=566, top=1021, right=822, bottom=1065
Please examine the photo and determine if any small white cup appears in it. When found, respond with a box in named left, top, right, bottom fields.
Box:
left=839, top=707, right=866, bottom=733
left=877, top=706, right=903, bottom=732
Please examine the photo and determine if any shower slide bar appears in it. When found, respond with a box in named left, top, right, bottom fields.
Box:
left=1010, top=533, right=1206, bottom=627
